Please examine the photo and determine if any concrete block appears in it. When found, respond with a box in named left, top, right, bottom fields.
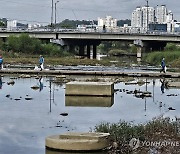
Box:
left=45, top=132, right=110, bottom=151
left=65, top=96, right=114, bottom=107
left=65, top=82, right=114, bottom=96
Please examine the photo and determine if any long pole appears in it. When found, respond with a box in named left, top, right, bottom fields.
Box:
left=55, top=1, right=59, bottom=29
left=51, top=0, right=54, bottom=28
left=146, top=0, right=149, bottom=32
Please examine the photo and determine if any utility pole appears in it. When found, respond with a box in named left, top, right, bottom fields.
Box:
left=55, top=1, right=59, bottom=29
left=146, top=0, right=149, bottom=32
left=51, top=0, right=54, bottom=29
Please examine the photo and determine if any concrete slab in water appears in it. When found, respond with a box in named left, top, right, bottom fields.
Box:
left=45, top=132, right=110, bottom=151
left=65, top=96, right=114, bottom=107
left=65, top=82, right=114, bottom=96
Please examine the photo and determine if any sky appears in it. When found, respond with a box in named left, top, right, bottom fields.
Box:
left=0, top=0, right=180, bottom=25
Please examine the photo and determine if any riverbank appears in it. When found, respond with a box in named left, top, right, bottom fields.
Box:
left=95, top=116, right=180, bottom=154
left=0, top=67, right=180, bottom=78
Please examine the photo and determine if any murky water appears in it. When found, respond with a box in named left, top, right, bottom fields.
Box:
left=0, top=75, right=179, bottom=154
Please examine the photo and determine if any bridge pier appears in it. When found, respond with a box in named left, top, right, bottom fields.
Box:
left=147, top=41, right=167, bottom=51
left=64, top=45, right=75, bottom=53
left=87, top=45, right=91, bottom=59
left=93, top=45, right=97, bottom=59
left=79, top=45, right=85, bottom=56
left=137, top=46, right=143, bottom=58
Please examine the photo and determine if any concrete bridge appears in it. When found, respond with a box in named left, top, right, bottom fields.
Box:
left=1, top=31, right=180, bottom=58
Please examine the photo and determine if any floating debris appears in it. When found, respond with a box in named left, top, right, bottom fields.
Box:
left=55, top=125, right=63, bottom=128
left=168, top=107, right=176, bottom=110
left=114, top=89, right=119, bottom=92
left=135, top=91, right=152, bottom=98
left=6, top=94, right=10, bottom=98
left=25, top=97, right=33, bottom=100
left=167, top=94, right=178, bottom=97
left=7, top=80, right=15, bottom=85
left=126, top=91, right=133, bottom=94
left=19, top=74, right=31, bottom=78
left=60, top=113, right=68, bottom=116
left=35, top=76, right=40, bottom=79
left=14, top=98, right=21, bottom=101
left=31, top=85, right=39, bottom=90
left=10, top=77, right=18, bottom=79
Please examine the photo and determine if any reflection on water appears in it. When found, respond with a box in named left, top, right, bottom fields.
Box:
left=0, top=76, right=2, bottom=89
left=65, top=96, right=114, bottom=107
left=39, top=76, right=44, bottom=92
left=0, top=75, right=180, bottom=154
left=46, top=149, right=107, bottom=154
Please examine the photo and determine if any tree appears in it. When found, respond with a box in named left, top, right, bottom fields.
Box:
left=0, top=21, right=5, bottom=27
left=7, top=35, right=21, bottom=52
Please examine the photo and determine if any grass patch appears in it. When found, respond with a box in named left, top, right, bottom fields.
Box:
left=0, top=50, right=138, bottom=67
left=94, top=116, right=180, bottom=153
left=144, top=51, right=180, bottom=67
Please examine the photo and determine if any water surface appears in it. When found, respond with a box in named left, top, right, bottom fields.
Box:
left=0, top=75, right=179, bottom=154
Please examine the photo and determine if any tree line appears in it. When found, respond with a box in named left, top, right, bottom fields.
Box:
left=0, top=34, right=68, bottom=56
left=57, top=19, right=131, bottom=29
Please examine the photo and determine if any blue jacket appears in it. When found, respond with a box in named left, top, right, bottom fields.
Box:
left=39, top=57, right=44, bottom=64
left=161, top=59, right=165, bottom=68
left=0, top=58, right=3, bottom=64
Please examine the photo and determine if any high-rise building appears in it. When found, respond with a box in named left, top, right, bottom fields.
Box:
left=156, top=5, right=167, bottom=23
left=131, top=4, right=174, bottom=32
left=132, top=7, right=142, bottom=28
left=166, top=11, right=173, bottom=22
left=142, top=6, right=155, bottom=29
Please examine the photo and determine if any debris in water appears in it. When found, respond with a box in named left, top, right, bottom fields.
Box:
left=14, top=98, right=21, bottom=101
left=25, top=97, right=33, bottom=100
left=60, top=113, right=68, bottom=116
left=6, top=94, right=10, bottom=98
left=168, top=107, right=176, bottom=110
left=7, top=80, right=15, bottom=85
left=31, top=85, right=39, bottom=90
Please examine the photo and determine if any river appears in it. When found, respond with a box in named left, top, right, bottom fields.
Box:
left=0, top=75, right=179, bottom=154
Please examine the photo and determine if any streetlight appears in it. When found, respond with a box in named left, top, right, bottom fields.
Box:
left=55, top=1, right=59, bottom=29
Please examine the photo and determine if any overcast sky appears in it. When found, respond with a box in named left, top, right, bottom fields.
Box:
left=0, top=0, right=179, bottom=25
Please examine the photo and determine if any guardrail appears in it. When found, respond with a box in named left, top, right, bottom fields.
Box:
left=0, top=27, right=180, bottom=36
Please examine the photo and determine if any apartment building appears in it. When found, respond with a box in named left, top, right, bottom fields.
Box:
left=131, top=4, right=174, bottom=33
left=156, top=5, right=167, bottom=23
left=98, top=16, right=117, bottom=31
left=7, top=20, right=17, bottom=30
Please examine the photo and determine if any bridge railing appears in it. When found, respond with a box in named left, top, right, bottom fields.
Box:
left=1, top=27, right=180, bottom=36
